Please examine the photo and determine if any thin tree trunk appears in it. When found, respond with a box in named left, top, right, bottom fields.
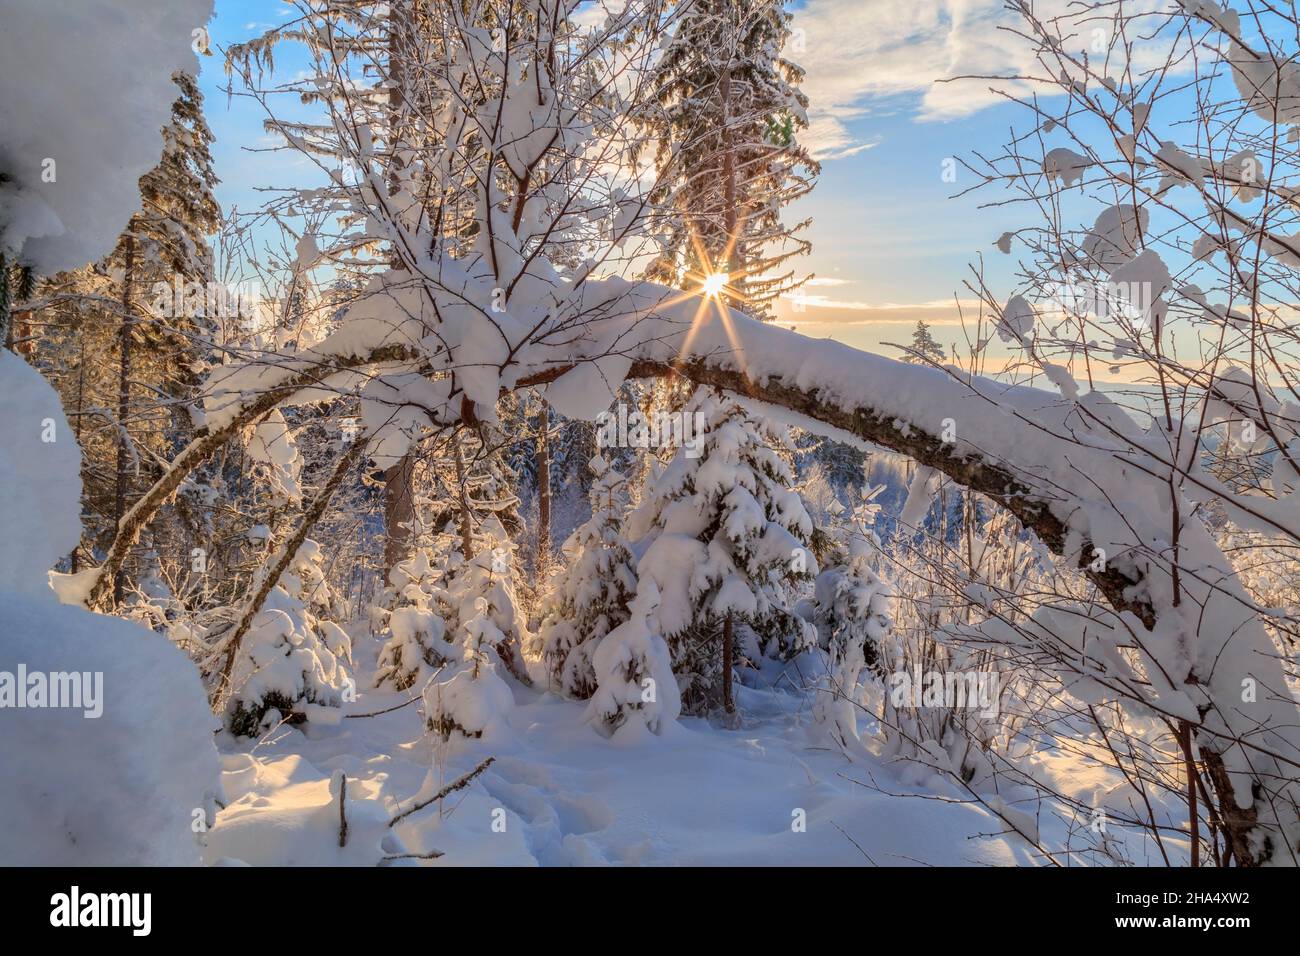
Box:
left=380, top=11, right=417, bottom=578
left=451, top=431, right=475, bottom=559
left=720, top=64, right=737, bottom=280
left=722, top=611, right=735, bottom=715
left=70, top=333, right=87, bottom=573
left=1182, top=720, right=1200, bottom=867
left=111, top=232, right=136, bottom=606
left=536, top=399, right=551, bottom=571
left=210, top=437, right=365, bottom=712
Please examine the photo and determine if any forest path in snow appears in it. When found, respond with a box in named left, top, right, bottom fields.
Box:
left=203, top=624, right=1064, bottom=866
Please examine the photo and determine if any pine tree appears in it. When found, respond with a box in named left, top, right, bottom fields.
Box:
left=26, top=70, right=220, bottom=593
left=586, top=580, right=681, bottom=736
left=629, top=388, right=817, bottom=714
left=902, top=319, right=946, bottom=365
left=534, top=457, right=638, bottom=698
left=373, top=544, right=453, bottom=690
left=422, top=517, right=532, bottom=739
left=642, top=0, right=819, bottom=316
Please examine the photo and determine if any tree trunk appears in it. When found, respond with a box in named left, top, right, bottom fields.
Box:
left=536, top=399, right=551, bottom=571
left=70, top=334, right=87, bottom=573
left=722, top=611, right=735, bottom=715
left=1181, top=719, right=1201, bottom=868
left=111, top=232, right=136, bottom=607
left=383, top=453, right=415, bottom=575
left=720, top=64, right=737, bottom=282
left=451, top=431, right=476, bottom=559
left=210, top=437, right=365, bottom=712
left=83, top=341, right=420, bottom=609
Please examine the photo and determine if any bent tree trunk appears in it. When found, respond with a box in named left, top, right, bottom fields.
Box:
left=78, top=315, right=1297, bottom=865
left=83, top=342, right=421, bottom=609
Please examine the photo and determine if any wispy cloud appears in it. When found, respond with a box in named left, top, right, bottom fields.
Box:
left=775, top=294, right=986, bottom=325
left=788, top=0, right=1045, bottom=158
left=789, top=0, right=1172, bottom=159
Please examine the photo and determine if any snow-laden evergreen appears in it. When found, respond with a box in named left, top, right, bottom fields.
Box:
left=629, top=389, right=817, bottom=713
left=225, top=538, right=354, bottom=736
left=586, top=580, right=681, bottom=736
left=374, top=546, right=453, bottom=691
left=534, top=457, right=638, bottom=698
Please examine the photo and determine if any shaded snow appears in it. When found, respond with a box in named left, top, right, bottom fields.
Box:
left=201, top=623, right=1181, bottom=867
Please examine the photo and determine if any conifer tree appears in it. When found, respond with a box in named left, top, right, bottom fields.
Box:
left=629, top=389, right=817, bottom=714
left=902, top=319, right=946, bottom=365
left=26, top=70, right=220, bottom=592
left=642, top=0, right=818, bottom=316
left=535, top=457, right=638, bottom=698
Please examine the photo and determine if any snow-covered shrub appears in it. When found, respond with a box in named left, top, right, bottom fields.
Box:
left=0, top=351, right=219, bottom=864
left=374, top=546, right=453, bottom=690
left=224, top=538, right=353, bottom=736
left=534, top=457, right=637, bottom=698
left=410, top=518, right=534, bottom=739
left=629, top=389, right=817, bottom=713
left=809, top=532, right=894, bottom=753
left=440, top=517, right=534, bottom=685
left=586, top=581, right=681, bottom=736
left=421, top=643, right=516, bottom=742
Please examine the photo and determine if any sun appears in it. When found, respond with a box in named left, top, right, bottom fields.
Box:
left=701, top=271, right=730, bottom=298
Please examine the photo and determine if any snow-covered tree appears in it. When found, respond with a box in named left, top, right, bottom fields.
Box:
left=809, top=509, right=894, bottom=755
left=421, top=517, right=530, bottom=739
left=901, top=319, right=946, bottom=365
left=630, top=388, right=817, bottom=714
left=586, top=580, right=681, bottom=737
left=535, top=456, right=638, bottom=698
left=374, top=545, right=453, bottom=690
left=643, top=0, right=819, bottom=314
left=25, top=70, right=221, bottom=597
left=223, top=538, right=353, bottom=737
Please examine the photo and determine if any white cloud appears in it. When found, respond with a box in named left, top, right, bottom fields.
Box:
left=788, top=0, right=1172, bottom=158
left=778, top=292, right=984, bottom=320
left=787, top=0, right=1040, bottom=158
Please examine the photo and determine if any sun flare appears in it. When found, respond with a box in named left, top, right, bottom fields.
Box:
left=701, top=271, right=730, bottom=298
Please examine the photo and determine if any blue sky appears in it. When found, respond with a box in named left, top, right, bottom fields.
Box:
left=196, top=0, right=1054, bottom=360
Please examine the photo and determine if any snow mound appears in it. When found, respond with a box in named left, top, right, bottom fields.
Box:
left=0, top=350, right=81, bottom=594
left=0, top=0, right=213, bottom=273
left=0, top=353, right=220, bottom=864
left=0, top=592, right=221, bottom=865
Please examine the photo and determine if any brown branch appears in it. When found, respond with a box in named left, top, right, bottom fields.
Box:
left=84, top=342, right=421, bottom=609
left=388, top=756, right=495, bottom=828
left=209, top=436, right=367, bottom=714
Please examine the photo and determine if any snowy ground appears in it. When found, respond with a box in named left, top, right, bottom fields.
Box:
left=203, top=623, right=1187, bottom=867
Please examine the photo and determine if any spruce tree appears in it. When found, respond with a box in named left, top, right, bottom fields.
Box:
left=642, top=0, right=818, bottom=316
left=535, top=457, right=638, bottom=698
left=629, top=388, right=817, bottom=714
left=902, top=319, right=947, bottom=365
left=27, top=70, right=220, bottom=591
